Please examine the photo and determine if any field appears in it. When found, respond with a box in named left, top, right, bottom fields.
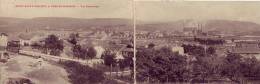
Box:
left=0, top=55, right=70, bottom=84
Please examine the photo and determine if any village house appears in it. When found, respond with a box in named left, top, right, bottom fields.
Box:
left=136, top=34, right=146, bottom=39
left=171, top=46, right=185, bottom=55
left=18, top=33, right=46, bottom=46
left=111, top=31, right=132, bottom=39
left=93, top=46, right=105, bottom=59
left=0, top=33, right=8, bottom=47
left=103, top=44, right=125, bottom=55
left=235, top=41, right=260, bottom=48
left=102, top=43, right=134, bottom=61
left=89, top=31, right=108, bottom=40
left=229, top=41, right=260, bottom=59
left=19, top=34, right=33, bottom=46
left=0, top=33, right=9, bottom=60
left=230, top=47, right=260, bottom=55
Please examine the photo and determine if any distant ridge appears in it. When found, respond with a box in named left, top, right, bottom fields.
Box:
left=137, top=19, right=260, bottom=35
left=0, top=17, right=133, bottom=32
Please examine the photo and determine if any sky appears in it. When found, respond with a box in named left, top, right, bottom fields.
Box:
left=0, top=0, right=133, bottom=19
left=136, top=1, right=260, bottom=23
left=1, top=0, right=260, bottom=23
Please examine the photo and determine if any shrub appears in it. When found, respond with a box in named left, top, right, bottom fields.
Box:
left=60, top=61, right=105, bottom=84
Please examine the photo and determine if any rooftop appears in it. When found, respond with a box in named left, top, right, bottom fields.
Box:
left=0, top=33, right=8, bottom=36
left=230, top=47, right=260, bottom=54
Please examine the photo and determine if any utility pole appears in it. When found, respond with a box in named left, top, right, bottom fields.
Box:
left=132, top=0, right=137, bottom=83
left=204, top=41, right=208, bottom=83
left=205, top=44, right=207, bottom=56
left=110, top=64, right=112, bottom=78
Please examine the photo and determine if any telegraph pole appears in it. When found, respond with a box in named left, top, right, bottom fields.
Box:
left=132, top=0, right=137, bottom=83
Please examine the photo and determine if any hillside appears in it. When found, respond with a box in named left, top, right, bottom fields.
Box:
left=137, top=20, right=260, bottom=35
left=0, top=17, right=133, bottom=32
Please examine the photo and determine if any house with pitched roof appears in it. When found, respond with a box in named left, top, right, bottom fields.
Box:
left=229, top=41, right=260, bottom=59
left=18, top=33, right=46, bottom=46
left=0, top=33, right=8, bottom=60
left=0, top=33, right=8, bottom=47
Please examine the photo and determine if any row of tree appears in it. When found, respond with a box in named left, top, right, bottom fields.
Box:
left=31, top=35, right=64, bottom=56
left=194, top=38, right=225, bottom=45
left=182, top=44, right=216, bottom=56
left=30, top=34, right=96, bottom=58
left=137, top=44, right=260, bottom=83
left=60, top=61, right=105, bottom=84
left=71, top=45, right=97, bottom=59
left=137, top=47, right=189, bottom=82
left=102, top=53, right=133, bottom=70
left=67, top=33, right=97, bottom=59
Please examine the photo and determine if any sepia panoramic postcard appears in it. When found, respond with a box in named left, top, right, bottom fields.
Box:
left=1, top=0, right=260, bottom=84
left=0, top=0, right=134, bottom=84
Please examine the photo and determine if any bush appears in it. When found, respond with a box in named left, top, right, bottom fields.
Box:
left=7, top=78, right=34, bottom=84
left=60, top=61, right=105, bottom=84
left=0, top=59, right=7, bottom=63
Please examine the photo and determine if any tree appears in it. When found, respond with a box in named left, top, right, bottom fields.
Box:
left=207, top=47, right=216, bottom=55
left=126, top=44, right=133, bottom=48
left=60, top=61, right=105, bottom=84
left=72, top=45, right=82, bottom=59
left=72, top=45, right=99, bottom=60
left=44, top=35, right=64, bottom=56
left=222, top=53, right=244, bottom=83
left=221, top=54, right=260, bottom=83
left=182, top=44, right=205, bottom=57
left=194, top=38, right=225, bottom=45
left=87, top=47, right=97, bottom=59
left=191, top=56, right=225, bottom=83
left=31, top=43, right=41, bottom=49
left=103, top=54, right=117, bottom=67
left=68, top=33, right=79, bottom=45
left=102, top=53, right=117, bottom=78
left=136, top=48, right=156, bottom=82
left=72, top=45, right=88, bottom=59
left=119, top=56, right=133, bottom=71
left=136, top=47, right=190, bottom=83
left=148, top=43, right=155, bottom=49
left=119, top=60, right=127, bottom=71
left=240, top=57, right=259, bottom=77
